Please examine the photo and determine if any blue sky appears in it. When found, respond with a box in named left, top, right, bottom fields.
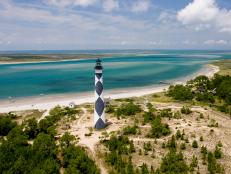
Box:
left=0, top=0, right=230, bottom=50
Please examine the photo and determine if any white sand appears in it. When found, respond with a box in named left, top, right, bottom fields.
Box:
left=0, top=58, right=84, bottom=65
left=0, top=64, right=219, bottom=113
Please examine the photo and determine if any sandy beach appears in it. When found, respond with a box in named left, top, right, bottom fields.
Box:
left=0, top=64, right=219, bottom=113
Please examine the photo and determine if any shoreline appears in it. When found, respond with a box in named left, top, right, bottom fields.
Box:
left=0, top=64, right=219, bottom=113
left=0, top=53, right=146, bottom=65
left=0, top=58, right=86, bottom=65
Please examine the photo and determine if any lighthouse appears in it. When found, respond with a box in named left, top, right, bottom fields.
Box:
left=94, top=59, right=106, bottom=129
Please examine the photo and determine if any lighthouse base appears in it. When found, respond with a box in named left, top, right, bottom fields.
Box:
left=94, top=118, right=105, bottom=129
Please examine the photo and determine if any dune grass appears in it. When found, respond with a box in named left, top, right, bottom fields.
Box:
left=212, top=59, right=231, bottom=76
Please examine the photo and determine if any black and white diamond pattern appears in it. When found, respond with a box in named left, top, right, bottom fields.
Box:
left=95, top=81, right=103, bottom=96
left=94, top=70, right=105, bottom=129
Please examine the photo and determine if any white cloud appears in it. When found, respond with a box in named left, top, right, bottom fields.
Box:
left=45, top=0, right=97, bottom=8
left=158, top=11, right=176, bottom=24
left=177, top=0, right=231, bottom=33
left=45, top=0, right=119, bottom=12
left=177, top=0, right=218, bottom=24
left=131, top=0, right=150, bottom=13
left=148, top=40, right=169, bottom=46
left=204, top=39, right=228, bottom=45
left=182, top=40, right=197, bottom=45
left=102, top=0, right=119, bottom=12
left=0, top=0, right=152, bottom=49
left=0, top=1, right=69, bottom=23
left=0, top=0, right=230, bottom=50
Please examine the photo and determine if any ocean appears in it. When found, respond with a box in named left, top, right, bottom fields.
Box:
left=0, top=50, right=230, bottom=99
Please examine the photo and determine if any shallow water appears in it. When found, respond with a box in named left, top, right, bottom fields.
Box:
left=0, top=50, right=230, bottom=99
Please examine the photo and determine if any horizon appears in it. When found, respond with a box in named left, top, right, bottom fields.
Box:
left=0, top=0, right=231, bottom=50
left=0, top=49, right=231, bottom=52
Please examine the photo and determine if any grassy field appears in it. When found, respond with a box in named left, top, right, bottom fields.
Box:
left=212, top=59, right=231, bottom=76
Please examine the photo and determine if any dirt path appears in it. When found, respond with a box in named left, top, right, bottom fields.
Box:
left=38, top=109, right=50, bottom=121
left=69, top=107, right=108, bottom=174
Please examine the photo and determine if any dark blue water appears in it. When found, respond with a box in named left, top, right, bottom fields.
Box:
left=0, top=50, right=230, bottom=99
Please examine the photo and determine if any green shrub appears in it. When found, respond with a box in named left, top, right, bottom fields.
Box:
left=217, top=141, right=223, bottom=147
left=192, top=140, right=198, bottom=148
left=0, top=116, right=17, bottom=136
left=149, top=116, right=171, bottom=138
left=180, top=143, right=186, bottom=150
left=105, top=104, right=115, bottom=113
left=123, top=125, right=138, bottom=135
left=143, top=111, right=154, bottom=123
left=189, top=155, right=198, bottom=171
left=208, top=119, right=219, bottom=127
left=176, top=130, right=182, bottom=140
left=159, top=109, right=173, bottom=119
left=160, top=150, right=189, bottom=173
left=181, top=106, right=192, bottom=115
left=207, top=151, right=224, bottom=174
left=143, top=142, right=152, bottom=152
left=166, top=135, right=177, bottom=151
left=214, top=146, right=222, bottom=159
left=104, top=135, right=136, bottom=173
left=115, top=102, right=141, bottom=116
left=196, top=92, right=215, bottom=103
left=167, top=85, right=193, bottom=101
left=173, top=111, right=181, bottom=119
left=105, top=135, right=135, bottom=155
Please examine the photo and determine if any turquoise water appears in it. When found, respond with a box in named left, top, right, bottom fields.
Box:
left=0, top=50, right=230, bottom=99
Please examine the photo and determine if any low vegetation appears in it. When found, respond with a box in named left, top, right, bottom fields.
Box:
left=167, top=74, right=231, bottom=115
left=115, top=102, right=141, bottom=117
left=212, top=60, right=231, bottom=76
left=149, top=116, right=171, bottom=138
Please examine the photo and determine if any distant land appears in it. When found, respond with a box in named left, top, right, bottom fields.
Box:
left=0, top=49, right=230, bottom=64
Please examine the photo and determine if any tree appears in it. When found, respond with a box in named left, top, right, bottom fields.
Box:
left=196, top=92, right=215, bottom=103
left=0, top=116, right=17, bottom=136
left=0, top=130, right=29, bottom=173
left=160, top=150, right=188, bottom=174
left=188, top=75, right=210, bottom=88
left=104, top=135, right=136, bottom=173
left=23, top=118, right=38, bottom=139
left=176, top=130, right=181, bottom=140
left=60, top=132, right=75, bottom=149
left=140, top=163, right=149, bottom=174
left=192, top=140, right=198, bottom=148
left=167, top=85, right=193, bottom=101
left=207, top=152, right=224, bottom=174
left=63, top=145, right=100, bottom=174
left=189, top=155, right=198, bottom=171
left=166, top=135, right=177, bottom=151
left=32, top=133, right=57, bottom=163
left=150, top=116, right=171, bottom=138
left=127, top=157, right=134, bottom=174
left=214, top=146, right=222, bottom=159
